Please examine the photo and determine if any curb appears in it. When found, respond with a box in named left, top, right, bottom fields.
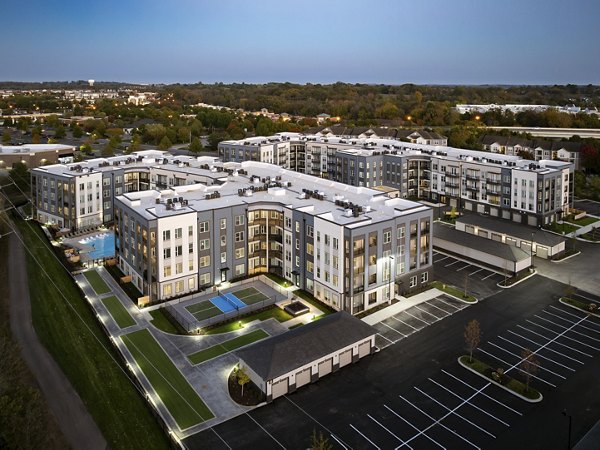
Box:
left=558, top=298, right=600, bottom=318
left=439, top=290, right=478, bottom=304
left=497, top=270, right=537, bottom=289
left=458, top=357, right=543, bottom=403
left=550, top=251, right=581, bottom=263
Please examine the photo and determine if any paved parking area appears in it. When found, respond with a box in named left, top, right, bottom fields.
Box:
left=373, top=295, right=470, bottom=349
left=574, top=198, right=600, bottom=216
left=433, top=250, right=505, bottom=299
left=346, top=302, right=600, bottom=450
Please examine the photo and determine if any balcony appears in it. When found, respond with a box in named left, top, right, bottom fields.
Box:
left=465, top=184, right=479, bottom=191
left=465, top=173, right=479, bottom=181
left=445, top=181, right=460, bottom=188
left=486, top=177, right=501, bottom=184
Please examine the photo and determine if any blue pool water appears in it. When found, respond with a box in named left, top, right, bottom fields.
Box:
left=79, top=232, right=116, bottom=259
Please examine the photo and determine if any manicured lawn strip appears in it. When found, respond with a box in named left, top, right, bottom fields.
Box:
left=18, top=219, right=169, bottom=449
left=265, top=272, right=292, bottom=287
left=565, top=216, right=599, bottom=227
left=543, top=222, right=578, bottom=234
left=188, top=329, right=268, bottom=364
left=101, top=296, right=136, bottom=329
left=233, top=287, right=260, bottom=299
left=431, top=281, right=476, bottom=302
left=84, top=270, right=111, bottom=295
left=289, top=322, right=304, bottom=329
left=204, top=306, right=293, bottom=334
left=193, top=306, right=221, bottom=321
left=459, top=356, right=541, bottom=401
left=186, top=301, right=216, bottom=314
left=121, top=329, right=213, bottom=429
left=242, top=292, right=269, bottom=304
left=560, top=297, right=599, bottom=316
left=292, top=289, right=336, bottom=316
left=149, top=308, right=184, bottom=334
left=105, top=264, right=142, bottom=304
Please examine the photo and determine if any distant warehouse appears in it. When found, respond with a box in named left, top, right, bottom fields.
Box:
left=236, top=312, right=376, bottom=402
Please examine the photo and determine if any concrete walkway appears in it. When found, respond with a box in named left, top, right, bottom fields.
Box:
left=8, top=229, right=107, bottom=450
left=362, top=289, right=448, bottom=325
left=556, top=213, right=600, bottom=238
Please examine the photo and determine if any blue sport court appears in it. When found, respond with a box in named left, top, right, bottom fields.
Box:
left=210, top=292, right=247, bottom=313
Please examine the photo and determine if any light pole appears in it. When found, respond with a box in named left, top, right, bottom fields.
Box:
left=388, top=255, right=394, bottom=303
left=530, top=231, right=535, bottom=271
left=562, top=409, right=572, bottom=450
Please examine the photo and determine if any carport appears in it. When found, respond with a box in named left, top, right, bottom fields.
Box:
left=433, top=223, right=530, bottom=275
left=236, top=311, right=377, bottom=402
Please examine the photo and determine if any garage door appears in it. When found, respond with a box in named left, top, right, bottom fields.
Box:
left=318, top=358, right=333, bottom=377
left=272, top=378, right=289, bottom=400
left=465, top=225, right=475, bottom=234
left=339, top=349, right=352, bottom=368
left=295, top=368, right=311, bottom=388
left=477, top=230, right=488, bottom=238
left=536, top=246, right=548, bottom=259
left=358, top=341, right=371, bottom=358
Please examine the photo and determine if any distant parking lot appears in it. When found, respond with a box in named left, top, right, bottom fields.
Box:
left=573, top=198, right=600, bottom=216
left=433, top=250, right=504, bottom=300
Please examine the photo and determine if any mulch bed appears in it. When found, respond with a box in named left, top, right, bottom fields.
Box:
left=228, top=369, right=265, bottom=406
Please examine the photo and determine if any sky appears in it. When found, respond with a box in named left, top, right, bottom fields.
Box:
left=3, top=0, right=600, bottom=85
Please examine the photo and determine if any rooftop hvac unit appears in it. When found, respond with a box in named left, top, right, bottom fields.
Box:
left=344, top=209, right=353, bottom=217
left=155, top=198, right=161, bottom=204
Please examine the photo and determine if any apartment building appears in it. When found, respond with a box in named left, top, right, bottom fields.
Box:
left=219, top=133, right=574, bottom=226
left=113, top=161, right=433, bottom=313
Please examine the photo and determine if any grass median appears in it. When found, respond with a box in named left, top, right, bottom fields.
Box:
left=84, top=270, right=111, bottom=295
left=122, top=329, right=214, bottom=429
left=431, top=281, right=476, bottom=302
left=17, top=218, right=169, bottom=449
left=188, top=329, right=268, bottom=364
left=101, top=296, right=136, bottom=329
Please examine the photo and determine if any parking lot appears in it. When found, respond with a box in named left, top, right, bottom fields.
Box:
left=433, top=250, right=505, bottom=300
left=346, top=301, right=600, bottom=449
left=574, top=198, right=600, bottom=216
left=373, top=294, right=470, bottom=349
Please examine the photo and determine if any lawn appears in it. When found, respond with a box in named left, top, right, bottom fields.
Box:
left=543, top=221, right=578, bottom=234
left=560, top=297, right=599, bottom=316
left=17, top=218, right=169, bottom=449
left=121, top=329, right=214, bottom=430
left=149, top=308, right=185, bottom=334
left=292, top=289, right=336, bottom=316
left=430, top=281, right=476, bottom=303
left=204, top=305, right=293, bottom=334
left=105, top=264, right=142, bottom=304
left=84, top=270, right=111, bottom=295
left=564, top=216, right=599, bottom=227
left=188, top=329, right=268, bottom=364
left=101, top=296, right=136, bottom=329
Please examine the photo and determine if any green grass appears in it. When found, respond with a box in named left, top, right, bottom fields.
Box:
left=105, top=264, right=142, bottom=304
left=265, top=272, right=293, bottom=288
left=292, top=289, right=336, bottom=316
left=288, top=322, right=304, bottom=329
left=543, top=221, right=578, bottom=234
left=460, top=356, right=541, bottom=400
left=564, top=216, right=599, bottom=227
left=204, top=306, right=294, bottom=334
left=121, top=329, right=214, bottom=429
left=84, top=270, right=111, bottom=295
left=188, top=329, right=268, bottom=364
left=16, top=218, right=169, bottom=449
left=431, top=281, right=476, bottom=302
left=101, top=296, right=136, bottom=329
left=560, top=297, right=599, bottom=315
left=149, top=308, right=183, bottom=334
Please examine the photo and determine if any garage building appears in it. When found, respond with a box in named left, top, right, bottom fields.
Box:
left=236, top=311, right=376, bottom=402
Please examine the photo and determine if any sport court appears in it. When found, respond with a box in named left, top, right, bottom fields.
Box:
left=185, top=286, right=269, bottom=322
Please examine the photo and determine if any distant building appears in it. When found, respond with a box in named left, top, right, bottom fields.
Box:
left=0, top=144, right=75, bottom=169
left=456, top=103, right=600, bottom=116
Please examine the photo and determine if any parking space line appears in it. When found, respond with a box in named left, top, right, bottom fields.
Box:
left=456, top=264, right=472, bottom=272
left=497, top=335, right=575, bottom=371
left=403, top=310, right=430, bottom=324
left=477, top=348, right=557, bottom=387
left=435, top=297, right=460, bottom=311
left=368, top=414, right=411, bottom=449
left=398, top=394, right=481, bottom=449
left=506, top=330, right=585, bottom=365
left=470, top=268, right=484, bottom=276
left=435, top=255, right=449, bottom=263
left=487, top=342, right=566, bottom=379
left=380, top=321, right=407, bottom=337
left=534, top=314, right=600, bottom=344
left=441, top=370, right=522, bottom=416
left=541, top=310, right=600, bottom=335
left=414, top=305, right=443, bottom=320
left=428, top=378, right=510, bottom=426
left=390, top=316, right=419, bottom=331
left=548, top=305, right=590, bottom=322
left=482, top=272, right=498, bottom=280
left=349, top=424, right=380, bottom=449
left=246, top=413, right=286, bottom=449
left=516, top=325, right=593, bottom=357
left=445, top=260, right=460, bottom=267
left=425, top=301, right=452, bottom=315
left=415, top=387, right=496, bottom=439
left=525, top=320, right=599, bottom=351
left=383, top=405, right=445, bottom=450
left=377, top=333, right=394, bottom=345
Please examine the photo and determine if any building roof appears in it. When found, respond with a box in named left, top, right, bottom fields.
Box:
left=235, top=311, right=376, bottom=381
left=433, top=222, right=530, bottom=262
left=456, top=214, right=566, bottom=247
left=0, top=144, right=75, bottom=155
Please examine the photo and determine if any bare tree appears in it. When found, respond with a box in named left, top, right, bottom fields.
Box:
left=520, top=348, right=540, bottom=392
left=310, top=429, right=333, bottom=450
left=464, top=319, right=481, bottom=363
left=237, top=367, right=250, bottom=397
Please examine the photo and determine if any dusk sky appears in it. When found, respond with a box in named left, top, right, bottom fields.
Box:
left=4, top=0, right=600, bottom=85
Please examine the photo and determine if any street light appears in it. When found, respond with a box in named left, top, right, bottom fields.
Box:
left=562, top=409, right=572, bottom=450
left=530, top=232, right=536, bottom=271
left=388, top=255, right=394, bottom=303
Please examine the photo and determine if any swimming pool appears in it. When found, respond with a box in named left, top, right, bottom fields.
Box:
left=78, top=232, right=116, bottom=259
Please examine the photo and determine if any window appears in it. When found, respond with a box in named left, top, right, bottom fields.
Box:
left=235, top=264, right=245, bottom=276
left=199, top=255, right=210, bottom=267
left=175, top=245, right=183, bottom=257
left=175, top=262, right=183, bottom=274
left=235, top=215, right=244, bottom=226
left=409, top=276, right=417, bottom=288
left=188, top=278, right=195, bottom=290
left=220, top=218, right=226, bottom=229
left=307, top=261, right=313, bottom=273
left=220, top=235, right=226, bottom=246
left=189, top=242, right=194, bottom=253
left=332, top=237, right=339, bottom=249
left=198, top=221, right=209, bottom=233
left=295, top=221, right=300, bottom=233
left=324, top=234, right=330, bottom=246
left=383, top=231, right=391, bottom=244
left=188, top=259, right=194, bottom=270
left=200, top=239, right=210, bottom=250
left=175, top=228, right=182, bottom=239
left=188, top=225, right=194, bottom=237
left=162, top=230, right=171, bottom=241
left=199, top=272, right=211, bottom=286
left=306, top=243, right=314, bottom=255
left=421, top=272, right=428, bottom=283
left=163, top=266, right=171, bottom=277
left=162, top=284, right=172, bottom=297
left=235, top=247, right=245, bottom=259
left=285, top=216, right=291, bottom=228
left=235, top=231, right=244, bottom=242
left=368, top=292, right=377, bottom=304
left=221, top=252, right=227, bottom=263
left=307, top=225, right=313, bottom=237
left=163, top=248, right=171, bottom=259
left=295, top=256, right=300, bottom=267
left=397, top=226, right=405, bottom=239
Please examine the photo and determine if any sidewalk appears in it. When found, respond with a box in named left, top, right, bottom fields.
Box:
left=362, top=289, right=444, bottom=325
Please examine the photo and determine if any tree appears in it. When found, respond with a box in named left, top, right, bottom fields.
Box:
left=128, top=134, right=142, bottom=154
left=53, top=124, right=66, bottom=139
left=520, top=348, right=539, bottom=392
left=158, top=135, right=172, bottom=150
left=464, top=319, right=481, bottom=363
left=237, top=367, right=250, bottom=397
left=310, top=429, right=333, bottom=450
left=2, top=129, right=11, bottom=144
left=72, top=124, right=83, bottom=138
left=189, top=137, right=203, bottom=153
left=101, top=140, right=116, bottom=157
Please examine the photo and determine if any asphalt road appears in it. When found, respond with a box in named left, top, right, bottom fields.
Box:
left=8, top=226, right=107, bottom=450
left=187, top=276, right=600, bottom=449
